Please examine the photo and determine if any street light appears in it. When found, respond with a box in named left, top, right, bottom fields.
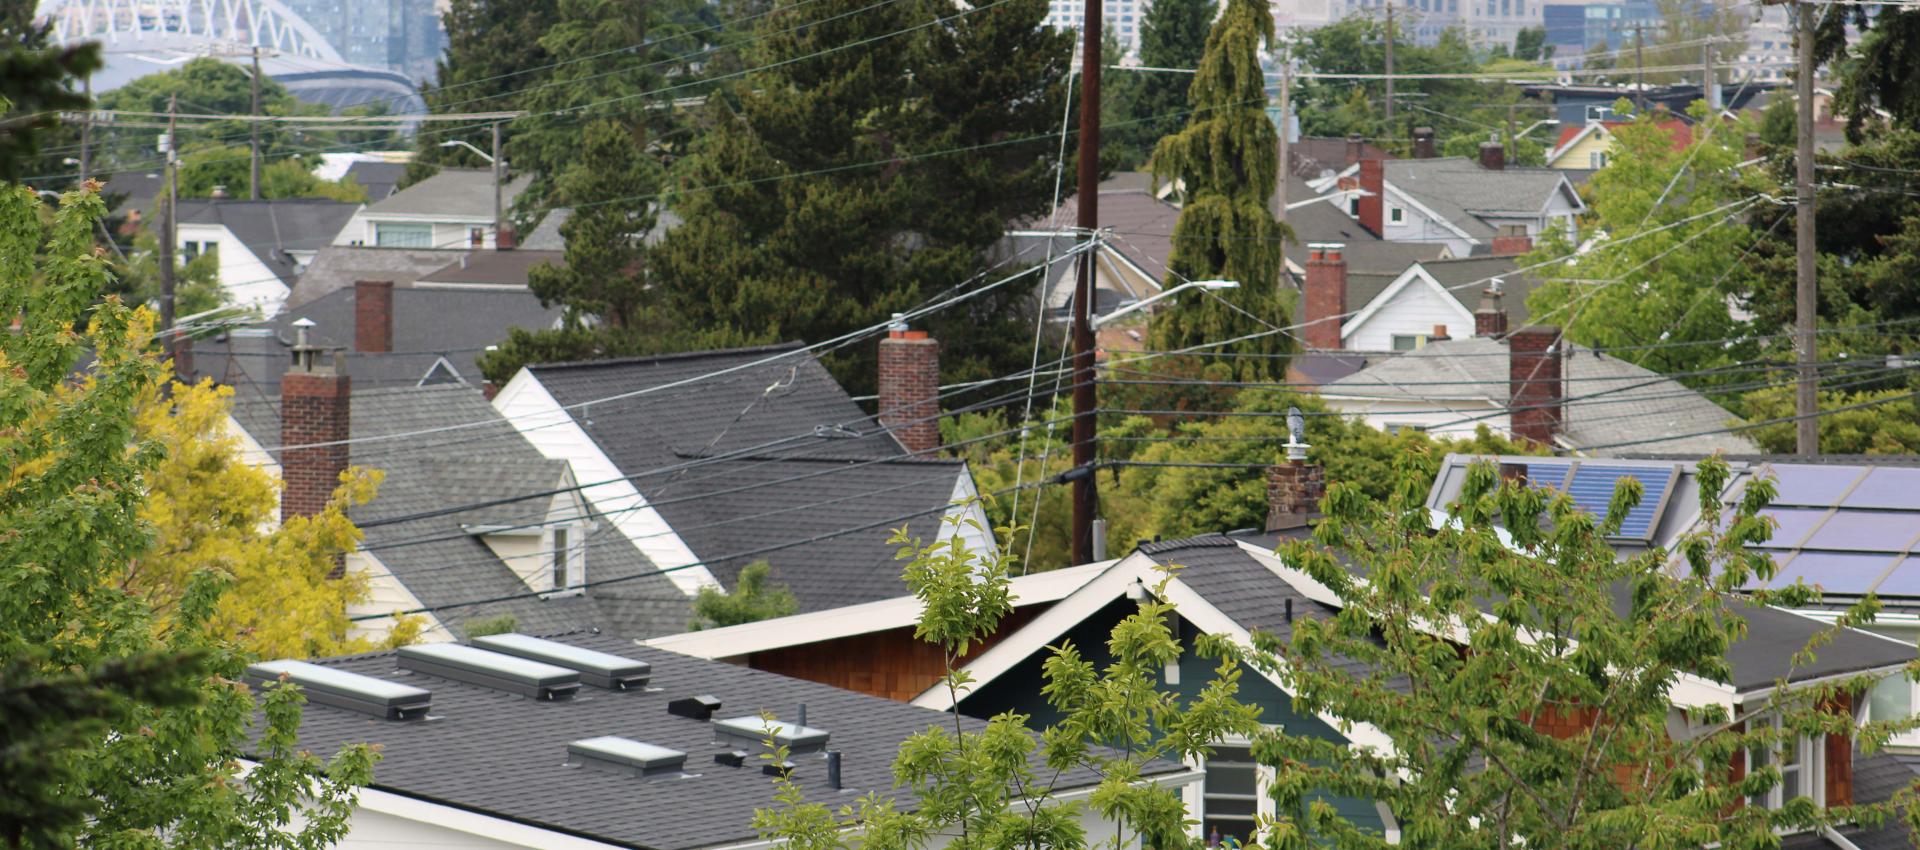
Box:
left=1091, top=279, right=1238, bottom=328
left=438, top=139, right=494, bottom=163
left=440, top=132, right=507, bottom=247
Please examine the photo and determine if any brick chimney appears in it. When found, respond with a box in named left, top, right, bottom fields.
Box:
left=878, top=314, right=941, bottom=456
left=1346, top=133, right=1365, bottom=167
left=1479, top=139, right=1506, bottom=171
left=1303, top=243, right=1348, bottom=350
left=1430, top=324, right=1450, bottom=342
left=354, top=279, right=394, bottom=353
left=1266, top=461, right=1326, bottom=532
left=1412, top=127, right=1437, bottom=159
left=1508, top=326, right=1563, bottom=447
left=281, top=319, right=350, bottom=522
left=496, top=226, right=516, bottom=250
left=1475, top=280, right=1509, bottom=338
left=1490, top=225, right=1533, bottom=256
left=1357, top=158, right=1384, bottom=236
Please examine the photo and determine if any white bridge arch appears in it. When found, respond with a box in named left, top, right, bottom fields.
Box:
left=38, top=0, right=344, bottom=63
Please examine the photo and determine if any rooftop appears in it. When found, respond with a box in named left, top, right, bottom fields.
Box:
left=173, top=198, right=360, bottom=285
left=1385, top=158, right=1583, bottom=239
left=364, top=168, right=533, bottom=219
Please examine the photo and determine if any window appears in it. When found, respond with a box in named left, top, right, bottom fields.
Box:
left=1389, top=206, right=1405, bottom=224
left=1747, top=713, right=1821, bottom=809
left=1392, top=334, right=1428, bottom=351
left=1201, top=743, right=1260, bottom=846
left=1348, top=196, right=1361, bottom=217
left=553, top=526, right=570, bottom=590
left=1385, top=423, right=1429, bottom=435
left=1589, top=151, right=1609, bottom=169
left=1868, top=675, right=1920, bottom=747
left=374, top=222, right=434, bottom=248
left=182, top=240, right=216, bottom=261
left=469, top=226, right=486, bottom=247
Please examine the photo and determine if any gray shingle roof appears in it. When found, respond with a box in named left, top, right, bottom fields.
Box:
left=1282, top=198, right=1449, bottom=278
left=174, top=198, right=360, bottom=286
left=1320, top=336, right=1758, bottom=455
left=1413, top=255, right=1543, bottom=327
left=288, top=245, right=469, bottom=308
left=415, top=250, right=564, bottom=286
left=261, top=634, right=1158, bottom=850
left=343, top=161, right=407, bottom=201
left=1385, top=158, right=1581, bottom=240
left=520, top=208, right=571, bottom=251
left=365, top=168, right=533, bottom=218
left=342, top=385, right=688, bottom=640
left=525, top=344, right=970, bottom=612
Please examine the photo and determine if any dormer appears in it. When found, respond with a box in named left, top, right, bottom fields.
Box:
left=464, top=465, right=594, bottom=597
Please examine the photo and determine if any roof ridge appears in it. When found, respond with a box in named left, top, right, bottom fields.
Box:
left=1136, top=533, right=1239, bottom=555
left=528, top=341, right=810, bottom=372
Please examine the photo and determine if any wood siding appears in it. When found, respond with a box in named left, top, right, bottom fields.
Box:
left=747, top=605, right=1048, bottom=702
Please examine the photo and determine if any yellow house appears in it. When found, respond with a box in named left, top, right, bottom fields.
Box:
left=1544, top=119, right=1695, bottom=170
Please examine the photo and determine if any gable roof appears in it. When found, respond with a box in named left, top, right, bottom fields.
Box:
left=1548, top=119, right=1695, bottom=164
left=520, top=208, right=571, bottom=251
left=257, top=633, right=1176, bottom=850
left=521, top=344, right=973, bottom=612
left=1282, top=197, right=1450, bottom=278
left=415, top=249, right=564, bottom=287
left=1384, top=158, right=1583, bottom=240
left=287, top=245, right=469, bottom=308
left=174, top=198, right=360, bottom=286
left=1319, top=336, right=1758, bottom=455
left=365, top=168, right=533, bottom=219
left=343, top=160, right=408, bottom=200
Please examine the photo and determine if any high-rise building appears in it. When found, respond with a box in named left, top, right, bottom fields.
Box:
left=279, top=0, right=446, bottom=84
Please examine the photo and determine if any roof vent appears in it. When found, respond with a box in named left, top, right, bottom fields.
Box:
left=396, top=643, right=581, bottom=701
left=714, top=749, right=748, bottom=768
left=713, top=716, right=831, bottom=754
left=567, top=736, right=688, bottom=777
left=471, top=634, right=652, bottom=690
left=246, top=659, right=431, bottom=720
left=668, top=694, right=721, bottom=720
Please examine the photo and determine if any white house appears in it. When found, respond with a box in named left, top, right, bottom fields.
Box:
left=333, top=168, right=532, bottom=250
left=172, top=198, right=358, bottom=316
left=1314, top=145, right=1585, bottom=257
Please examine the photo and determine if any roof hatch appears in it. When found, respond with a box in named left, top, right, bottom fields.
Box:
left=713, top=716, right=831, bottom=754
left=246, top=659, right=431, bottom=720
left=471, top=633, right=652, bottom=689
left=397, top=643, right=581, bottom=700
left=567, top=736, right=688, bottom=777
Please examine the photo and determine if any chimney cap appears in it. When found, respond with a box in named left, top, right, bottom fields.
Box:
left=292, top=317, right=317, bottom=329
left=888, top=312, right=908, bottom=334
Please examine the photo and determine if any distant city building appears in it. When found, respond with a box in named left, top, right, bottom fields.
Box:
left=1541, top=0, right=1660, bottom=61
left=1269, top=0, right=1543, bottom=50
left=1044, top=0, right=1146, bottom=57
left=279, top=0, right=446, bottom=83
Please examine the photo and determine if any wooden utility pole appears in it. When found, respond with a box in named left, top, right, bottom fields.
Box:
left=1070, top=5, right=1102, bottom=566
left=79, top=74, right=91, bottom=184
left=1632, top=22, right=1647, bottom=112
left=158, top=94, right=178, bottom=337
left=491, top=120, right=504, bottom=245
left=1793, top=0, right=1819, bottom=454
left=1703, top=38, right=1718, bottom=109
left=1274, top=58, right=1292, bottom=217
left=1383, top=2, right=1396, bottom=123
left=250, top=46, right=263, bottom=200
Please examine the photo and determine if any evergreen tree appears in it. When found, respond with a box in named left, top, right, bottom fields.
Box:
left=409, top=0, right=561, bottom=185
left=652, top=0, right=1070, bottom=395
left=0, top=10, right=97, bottom=187
left=1147, top=0, right=1293, bottom=378
left=1107, top=0, right=1218, bottom=170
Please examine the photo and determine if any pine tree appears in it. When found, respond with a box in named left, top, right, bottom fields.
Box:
left=651, top=0, right=1069, bottom=395
left=409, top=0, right=560, bottom=184
left=1147, top=0, right=1293, bottom=379
left=1108, top=0, right=1217, bottom=170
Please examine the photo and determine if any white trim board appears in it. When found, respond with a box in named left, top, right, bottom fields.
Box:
left=490, top=368, right=718, bottom=594
left=1337, top=261, right=1477, bottom=343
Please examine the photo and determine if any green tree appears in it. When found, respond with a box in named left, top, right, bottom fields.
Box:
left=1249, top=452, right=1915, bottom=850
left=1147, top=0, right=1294, bottom=380
left=0, top=12, right=99, bottom=186
left=1294, top=20, right=1484, bottom=143
left=754, top=511, right=1263, bottom=850
left=652, top=0, right=1070, bottom=396
left=174, top=144, right=368, bottom=201
left=93, top=59, right=325, bottom=175
left=0, top=182, right=374, bottom=846
left=1522, top=102, right=1762, bottom=384
left=1740, top=385, right=1920, bottom=454
left=1513, top=25, right=1553, bottom=62
left=408, top=0, right=562, bottom=185
left=689, top=561, right=799, bottom=629
left=1107, top=0, right=1219, bottom=170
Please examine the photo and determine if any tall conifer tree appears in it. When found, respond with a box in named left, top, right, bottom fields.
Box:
left=410, top=0, right=560, bottom=183
left=1107, top=0, right=1217, bottom=169
left=1148, top=0, right=1293, bottom=378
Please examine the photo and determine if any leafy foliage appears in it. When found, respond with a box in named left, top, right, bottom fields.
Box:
left=1740, top=385, right=1920, bottom=455
left=0, top=16, right=99, bottom=186
left=409, top=0, right=562, bottom=185
left=173, top=146, right=369, bottom=201
left=690, top=560, right=800, bottom=630
left=1106, top=0, right=1218, bottom=170
left=91, top=59, right=339, bottom=177
left=1147, top=0, right=1294, bottom=379
left=0, top=181, right=374, bottom=846
left=753, top=511, right=1263, bottom=850
left=1251, top=452, right=1917, bottom=850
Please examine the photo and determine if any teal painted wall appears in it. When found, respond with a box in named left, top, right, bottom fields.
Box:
left=956, top=598, right=1386, bottom=837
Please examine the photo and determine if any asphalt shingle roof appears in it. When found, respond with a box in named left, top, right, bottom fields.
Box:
left=415, top=250, right=564, bottom=286
left=526, top=344, right=970, bottom=612
left=1385, top=158, right=1581, bottom=240
left=1320, top=335, right=1758, bottom=455
left=1282, top=198, right=1449, bottom=280
left=262, top=634, right=1159, bottom=850
left=174, top=198, right=360, bottom=286
left=343, top=161, right=407, bottom=200
left=364, top=168, right=532, bottom=218
left=287, top=245, right=469, bottom=308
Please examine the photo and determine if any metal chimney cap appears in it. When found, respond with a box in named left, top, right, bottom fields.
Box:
left=291, top=317, right=317, bottom=328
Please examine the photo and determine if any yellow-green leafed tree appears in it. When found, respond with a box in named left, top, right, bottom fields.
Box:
left=127, top=377, right=417, bottom=657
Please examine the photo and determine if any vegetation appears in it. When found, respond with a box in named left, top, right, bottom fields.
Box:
left=1105, top=0, right=1218, bottom=170
left=463, top=613, right=520, bottom=637
left=754, top=511, right=1262, bottom=850
left=0, top=13, right=99, bottom=185
left=689, top=561, right=799, bottom=630
left=0, top=181, right=373, bottom=846
left=410, top=0, right=562, bottom=185
left=1251, top=451, right=1915, bottom=850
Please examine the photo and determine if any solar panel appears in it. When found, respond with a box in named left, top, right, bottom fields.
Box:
left=1517, top=462, right=1573, bottom=491
left=471, top=633, right=652, bottom=690
left=246, top=660, right=432, bottom=720
left=397, top=643, right=581, bottom=701
left=1873, top=557, right=1920, bottom=596
left=1763, top=464, right=1867, bottom=508
left=1565, top=464, right=1675, bottom=540
left=1842, top=468, right=1920, bottom=510
left=1755, top=507, right=1830, bottom=549
left=1766, top=551, right=1902, bottom=595
left=1801, top=510, right=1920, bottom=553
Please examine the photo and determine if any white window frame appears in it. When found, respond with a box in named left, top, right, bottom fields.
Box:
left=1187, top=733, right=1278, bottom=846
left=1866, top=675, right=1920, bottom=748
left=1589, top=151, right=1608, bottom=169
left=1747, top=713, right=1822, bottom=810
left=547, top=524, right=586, bottom=596
left=1388, top=205, right=1405, bottom=224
